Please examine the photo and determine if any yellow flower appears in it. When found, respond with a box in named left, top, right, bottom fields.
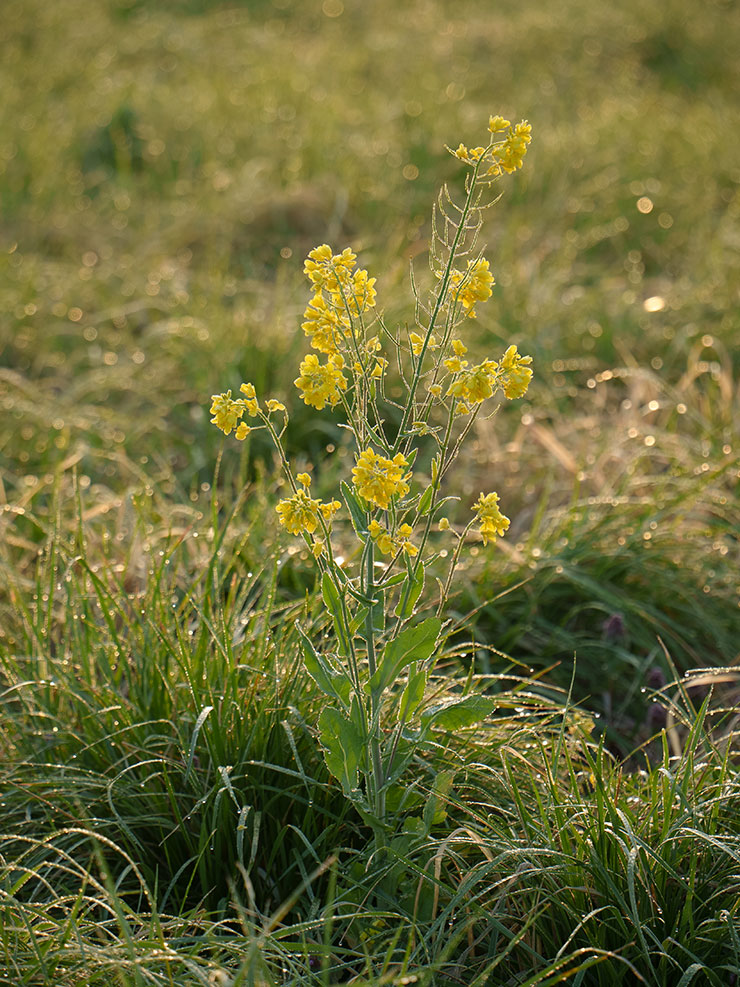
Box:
left=210, top=390, right=243, bottom=435
left=449, top=259, right=495, bottom=317
left=496, top=344, right=533, bottom=399
left=409, top=331, right=438, bottom=356
left=376, top=530, right=395, bottom=554
left=312, top=540, right=325, bottom=558
left=451, top=339, right=467, bottom=356
left=428, top=384, right=442, bottom=397
left=365, top=336, right=381, bottom=353
left=491, top=121, right=532, bottom=174
left=454, top=143, right=470, bottom=160
left=275, top=490, right=339, bottom=537
left=239, top=382, right=260, bottom=415
left=319, top=499, right=341, bottom=520
left=446, top=360, right=497, bottom=406
left=370, top=357, right=388, bottom=379
left=294, top=353, right=348, bottom=410
left=301, top=293, right=351, bottom=354
left=368, top=519, right=384, bottom=538
left=334, top=268, right=377, bottom=317
left=235, top=423, right=251, bottom=440
left=297, top=472, right=312, bottom=487
left=397, top=523, right=418, bottom=556
left=276, top=489, right=322, bottom=535
left=472, top=492, right=510, bottom=546
left=443, top=356, right=468, bottom=374
left=266, top=399, right=286, bottom=413
left=438, top=517, right=450, bottom=531
left=304, top=244, right=356, bottom=293
left=367, top=519, right=416, bottom=556
left=488, top=115, right=511, bottom=133
left=352, top=447, right=411, bottom=510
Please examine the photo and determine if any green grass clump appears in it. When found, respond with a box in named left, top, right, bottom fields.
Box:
left=2, top=500, right=739, bottom=984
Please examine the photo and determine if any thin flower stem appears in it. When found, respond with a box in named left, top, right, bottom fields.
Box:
left=264, top=413, right=362, bottom=691
left=391, top=155, right=486, bottom=455
left=437, top=520, right=475, bottom=617
left=362, top=538, right=386, bottom=832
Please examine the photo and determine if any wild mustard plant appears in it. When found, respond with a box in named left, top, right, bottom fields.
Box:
left=209, top=115, right=533, bottom=845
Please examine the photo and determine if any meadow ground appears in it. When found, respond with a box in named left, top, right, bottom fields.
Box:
left=1, top=0, right=739, bottom=984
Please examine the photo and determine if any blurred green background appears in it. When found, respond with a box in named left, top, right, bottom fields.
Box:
left=1, top=0, right=739, bottom=749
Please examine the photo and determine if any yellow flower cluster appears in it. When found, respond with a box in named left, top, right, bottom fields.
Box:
left=472, top=492, right=510, bottom=546
left=301, top=293, right=351, bottom=355
left=447, top=361, right=497, bottom=411
left=447, top=258, right=495, bottom=318
left=275, top=477, right=341, bottom=536
left=209, top=390, right=244, bottom=436
left=451, top=118, right=532, bottom=176
left=352, top=447, right=411, bottom=510
left=210, top=382, right=281, bottom=439
left=368, top=519, right=418, bottom=557
left=301, top=244, right=377, bottom=356
left=490, top=120, right=532, bottom=175
left=304, top=245, right=357, bottom=294
left=294, top=353, right=348, bottom=410
left=497, top=344, right=534, bottom=399
left=443, top=343, right=533, bottom=414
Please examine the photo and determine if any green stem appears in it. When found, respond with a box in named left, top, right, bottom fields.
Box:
left=363, top=539, right=386, bottom=836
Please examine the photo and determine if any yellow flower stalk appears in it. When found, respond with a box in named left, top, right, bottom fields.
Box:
left=207, top=112, right=535, bottom=836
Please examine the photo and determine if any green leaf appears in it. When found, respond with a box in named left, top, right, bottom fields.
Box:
left=399, top=667, right=428, bottom=721
left=295, top=622, right=351, bottom=706
left=417, top=485, right=434, bottom=516
left=421, top=695, right=496, bottom=731
left=350, top=606, right=368, bottom=635
left=321, top=571, right=342, bottom=618
left=395, top=562, right=425, bottom=618
left=318, top=706, right=363, bottom=796
left=322, top=571, right=352, bottom=655
left=370, top=617, right=441, bottom=695
left=423, top=769, right=456, bottom=831
left=341, top=481, right=369, bottom=535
